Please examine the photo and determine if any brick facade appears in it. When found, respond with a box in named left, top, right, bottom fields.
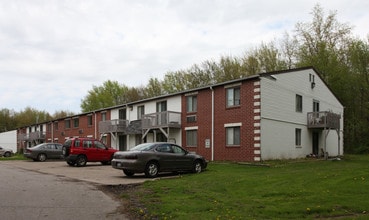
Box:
left=181, top=79, right=261, bottom=162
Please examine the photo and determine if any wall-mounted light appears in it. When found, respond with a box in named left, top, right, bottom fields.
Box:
left=311, top=82, right=316, bottom=89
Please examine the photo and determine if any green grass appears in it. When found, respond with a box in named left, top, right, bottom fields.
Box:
left=0, top=153, right=27, bottom=160
left=124, top=155, right=369, bottom=219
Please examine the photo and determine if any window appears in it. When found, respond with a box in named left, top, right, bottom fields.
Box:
left=226, top=127, right=240, bottom=146
left=87, top=115, right=93, bottom=126
left=313, top=100, right=320, bottom=112
left=186, top=130, right=198, bottom=147
left=295, top=128, right=302, bottom=146
left=54, top=122, right=58, bottom=131
left=94, top=140, right=106, bottom=149
left=296, top=94, right=303, bottom=112
left=119, top=109, right=126, bottom=120
left=73, top=118, right=79, bottom=128
left=137, top=105, right=145, bottom=120
left=172, top=145, right=186, bottom=154
left=101, top=112, right=106, bottom=121
left=186, top=96, right=197, bottom=112
left=226, top=87, right=240, bottom=107
left=65, top=119, right=71, bottom=129
left=83, top=140, right=93, bottom=148
left=156, top=101, right=167, bottom=112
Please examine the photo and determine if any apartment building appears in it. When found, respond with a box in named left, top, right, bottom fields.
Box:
left=17, top=67, right=344, bottom=161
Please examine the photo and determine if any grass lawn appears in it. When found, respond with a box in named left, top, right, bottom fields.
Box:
left=0, top=153, right=27, bottom=161
left=123, top=155, right=369, bottom=219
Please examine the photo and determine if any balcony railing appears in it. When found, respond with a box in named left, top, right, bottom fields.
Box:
left=29, top=131, right=46, bottom=141
left=99, top=119, right=129, bottom=134
left=17, top=133, right=29, bottom=141
left=142, top=111, right=181, bottom=129
left=307, top=111, right=341, bottom=129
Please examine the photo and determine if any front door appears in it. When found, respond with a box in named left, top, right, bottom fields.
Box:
left=118, top=135, right=127, bottom=151
left=312, top=131, right=319, bottom=155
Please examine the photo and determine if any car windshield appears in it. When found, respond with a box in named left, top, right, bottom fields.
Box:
left=130, top=143, right=156, bottom=151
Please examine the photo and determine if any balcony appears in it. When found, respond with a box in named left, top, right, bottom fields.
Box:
left=307, top=111, right=341, bottom=129
left=17, top=133, right=29, bottom=141
left=29, top=131, right=46, bottom=141
left=99, top=119, right=129, bottom=134
left=142, top=111, right=181, bottom=129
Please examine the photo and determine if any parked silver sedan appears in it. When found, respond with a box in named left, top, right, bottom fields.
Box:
left=112, top=142, right=208, bottom=178
left=0, top=146, right=13, bottom=157
left=24, top=143, right=63, bottom=162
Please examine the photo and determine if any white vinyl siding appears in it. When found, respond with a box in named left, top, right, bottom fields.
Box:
left=260, top=69, right=344, bottom=159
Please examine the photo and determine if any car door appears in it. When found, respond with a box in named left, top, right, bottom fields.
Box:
left=94, top=140, right=110, bottom=161
left=54, top=144, right=62, bottom=159
left=155, top=144, right=177, bottom=171
left=82, top=140, right=96, bottom=161
left=171, top=144, right=193, bottom=170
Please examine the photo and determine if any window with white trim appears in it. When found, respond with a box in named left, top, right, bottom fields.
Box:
left=186, top=95, right=197, bottom=112
left=186, top=130, right=197, bottom=147
left=65, top=119, right=71, bottom=129
left=296, top=94, right=303, bottom=112
left=226, top=87, right=240, bottom=107
left=226, top=126, right=240, bottom=146
left=137, top=105, right=145, bottom=120
left=295, top=128, right=302, bottom=146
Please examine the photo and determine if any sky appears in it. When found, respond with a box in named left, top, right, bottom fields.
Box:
left=0, top=0, right=368, bottom=114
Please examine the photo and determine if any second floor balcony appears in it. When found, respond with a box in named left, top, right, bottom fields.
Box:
left=29, top=131, right=46, bottom=141
left=142, top=111, right=181, bottom=130
left=307, top=111, right=341, bottom=130
left=99, top=119, right=129, bottom=134
left=17, top=132, right=29, bottom=141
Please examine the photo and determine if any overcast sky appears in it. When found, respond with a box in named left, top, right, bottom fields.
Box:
left=0, top=0, right=368, bottom=114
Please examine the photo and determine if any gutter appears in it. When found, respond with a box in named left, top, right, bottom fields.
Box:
left=210, top=86, right=214, bottom=161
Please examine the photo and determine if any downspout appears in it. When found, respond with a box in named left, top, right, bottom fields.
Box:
left=94, top=111, right=97, bottom=139
left=210, top=86, right=214, bottom=161
left=51, top=121, right=54, bottom=143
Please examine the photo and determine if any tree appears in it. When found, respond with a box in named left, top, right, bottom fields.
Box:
left=144, top=78, right=164, bottom=98
left=52, top=110, right=75, bottom=120
left=294, top=4, right=352, bottom=81
left=15, top=107, right=52, bottom=128
left=239, top=42, right=288, bottom=76
left=80, top=80, right=132, bottom=112
left=0, top=108, right=16, bottom=132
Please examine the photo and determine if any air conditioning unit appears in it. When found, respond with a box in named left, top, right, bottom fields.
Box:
left=186, top=115, right=197, bottom=123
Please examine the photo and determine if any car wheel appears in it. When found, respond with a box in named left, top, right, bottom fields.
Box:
left=193, top=160, right=203, bottom=173
left=145, top=161, right=159, bottom=178
left=67, top=161, right=75, bottom=166
left=38, top=153, right=47, bottom=162
left=4, top=152, right=11, bottom=157
left=76, top=155, right=87, bottom=167
left=123, top=169, right=135, bottom=177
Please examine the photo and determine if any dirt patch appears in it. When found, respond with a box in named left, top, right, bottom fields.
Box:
left=98, top=184, right=152, bottom=220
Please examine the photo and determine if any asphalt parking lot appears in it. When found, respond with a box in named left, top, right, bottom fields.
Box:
left=1, top=160, right=148, bottom=185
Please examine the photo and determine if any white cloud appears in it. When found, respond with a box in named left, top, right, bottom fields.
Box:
left=0, top=0, right=368, bottom=113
